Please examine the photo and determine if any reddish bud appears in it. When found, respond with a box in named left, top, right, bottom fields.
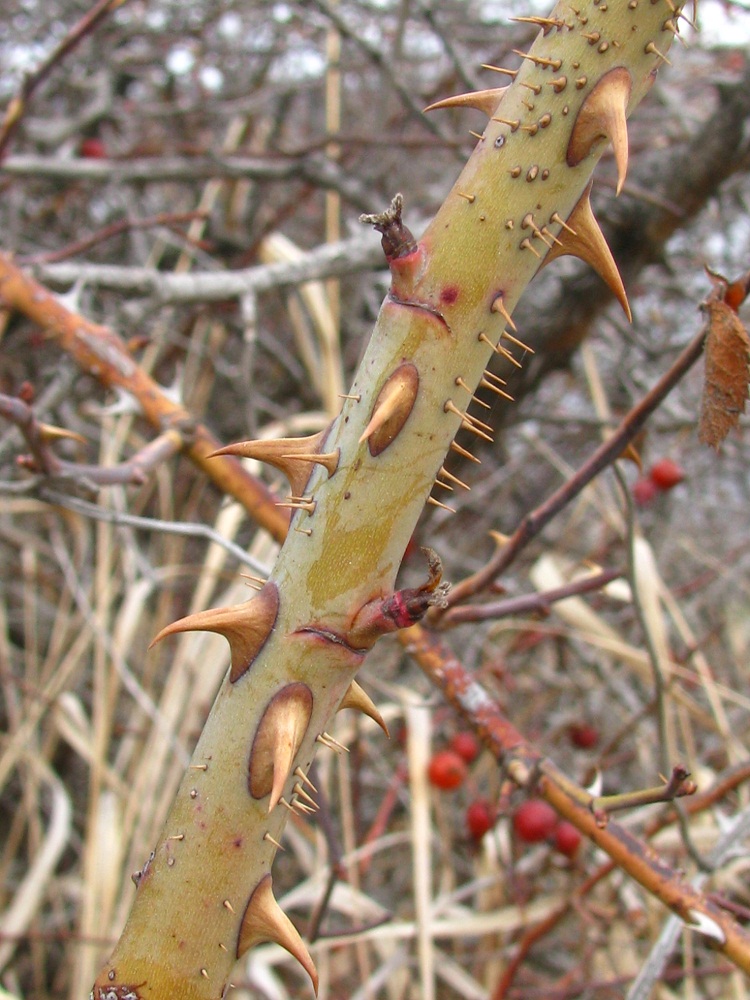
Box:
left=360, top=193, right=416, bottom=262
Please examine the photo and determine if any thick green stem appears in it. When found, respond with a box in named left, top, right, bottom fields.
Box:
left=92, top=5, right=686, bottom=999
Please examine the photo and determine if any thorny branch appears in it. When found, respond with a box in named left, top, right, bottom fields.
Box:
left=0, top=391, right=183, bottom=488
left=2, top=3, right=750, bottom=997
left=493, top=761, right=750, bottom=998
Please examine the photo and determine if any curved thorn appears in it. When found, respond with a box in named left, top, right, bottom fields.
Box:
left=211, top=431, right=335, bottom=497
left=424, top=87, right=507, bottom=117
left=338, top=680, right=389, bottom=736
left=544, top=183, right=631, bottom=321
left=567, top=67, right=631, bottom=196
left=237, top=875, right=318, bottom=994
left=248, top=683, right=313, bottom=810
left=150, top=583, right=279, bottom=684
left=359, top=362, right=419, bottom=455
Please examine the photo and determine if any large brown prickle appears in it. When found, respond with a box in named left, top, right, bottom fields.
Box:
left=424, top=87, right=508, bottom=118
left=150, top=581, right=279, bottom=683
left=359, top=362, right=420, bottom=456
left=542, top=183, right=632, bottom=320
left=338, top=679, right=389, bottom=736
left=248, top=682, right=314, bottom=811
left=567, top=67, right=631, bottom=195
left=211, top=431, right=338, bottom=498
left=237, top=875, right=318, bottom=993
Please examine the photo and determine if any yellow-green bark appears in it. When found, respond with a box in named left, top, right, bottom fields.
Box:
left=92, top=4, right=685, bottom=998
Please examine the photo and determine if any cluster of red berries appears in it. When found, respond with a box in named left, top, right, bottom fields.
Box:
left=427, top=733, right=479, bottom=791
left=426, top=733, right=495, bottom=841
left=632, top=457, right=685, bottom=507
left=512, top=799, right=582, bottom=858
left=427, top=731, right=584, bottom=855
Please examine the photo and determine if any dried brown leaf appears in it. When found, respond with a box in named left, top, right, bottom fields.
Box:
left=698, top=299, right=750, bottom=449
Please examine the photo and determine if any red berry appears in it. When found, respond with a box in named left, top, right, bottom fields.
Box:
left=633, top=477, right=658, bottom=506
left=450, top=731, right=480, bottom=764
left=79, top=138, right=107, bottom=158
left=466, top=799, right=494, bottom=841
left=512, top=799, right=557, bottom=843
left=427, top=750, right=467, bottom=791
left=568, top=722, right=599, bottom=750
left=553, top=821, right=582, bottom=857
left=649, top=458, right=685, bottom=491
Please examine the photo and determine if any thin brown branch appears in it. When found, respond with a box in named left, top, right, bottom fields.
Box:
left=0, top=392, right=184, bottom=486
left=306, top=0, right=454, bottom=144
left=19, top=211, right=209, bottom=266
left=494, top=761, right=750, bottom=999
left=441, top=568, right=621, bottom=626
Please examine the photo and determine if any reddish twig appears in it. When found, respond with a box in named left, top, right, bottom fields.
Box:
left=1, top=391, right=184, bottom=486
left=494, top=760, right=750, bottom=999
left=441, top=567, right=621, bottom=626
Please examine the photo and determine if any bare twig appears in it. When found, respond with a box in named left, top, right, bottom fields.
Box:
left=0, top=153, right=378, bottom=212
left=591, top=764, right=696, bottom=818
left=0, top=392, right=184, bottom=487
left=441, top=567, right=621, bottom=626
left=20, top=211, right=209, bottom=266
left=0, top=255, right=289, bottom=541
left=36, top=489, right=272, bottom=577
left=306, top=0, right=454, bottom=144
left=626, top=803, right=750, bottom=1000
left=31, top=230, right=388, bottom=304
